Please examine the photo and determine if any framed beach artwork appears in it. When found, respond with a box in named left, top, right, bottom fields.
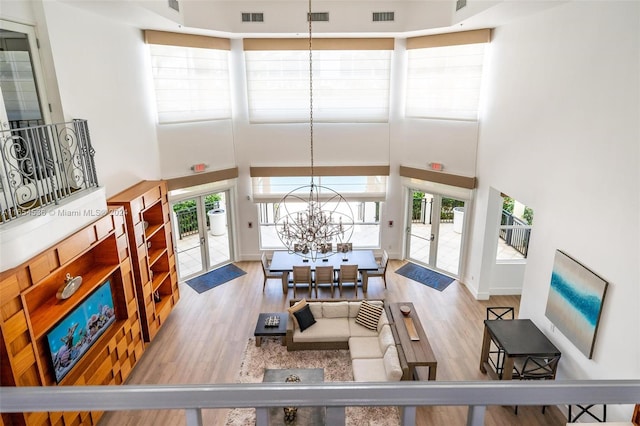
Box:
left=545, top=250, right=608, bottom=359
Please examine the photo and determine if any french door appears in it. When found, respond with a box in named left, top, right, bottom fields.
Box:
left=407, top=189, right=466, bottom=277
left=170, top=190, right=232, bottom=280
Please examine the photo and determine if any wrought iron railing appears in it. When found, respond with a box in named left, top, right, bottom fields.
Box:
left=0, top=119, right=98, bottom=223
left=499, top=210, right=531, bottom=257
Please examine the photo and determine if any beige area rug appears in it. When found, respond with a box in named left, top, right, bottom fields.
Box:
left=225, top=337, right=400, bottom=425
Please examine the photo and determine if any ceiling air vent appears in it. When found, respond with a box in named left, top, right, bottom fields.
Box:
left=456, top=0, right=467, bottom=11
left=242, top=12, right=264, bottom=22
left=307, top=12, right=329, bottom=22
left=168, top=0, right=179, bottom=12
left=373, top=12, right=395, bottom=22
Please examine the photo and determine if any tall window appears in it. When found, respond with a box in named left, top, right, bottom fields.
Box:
left=145, top=31, right=231, bottom=124
left=244, top=38, right=394, bottom=123
left=405, top=29, right=490, bottom=121
left=251, top=173, right=387, bottom=249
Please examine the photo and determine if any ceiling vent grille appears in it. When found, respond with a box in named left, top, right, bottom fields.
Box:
left=456, top=0, right=467, bottom=11
left=307, top=12, right=329, bottom=22
left=242, top=12, right=264, bottom=22
left=373, top=12, right=395, bottom=22
left=168, top=0, right=179, bottom=12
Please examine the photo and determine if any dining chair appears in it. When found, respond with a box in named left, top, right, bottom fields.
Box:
left=314, top=266, right=334, bottom=297
left=338, top=264, right=359, bottom=298
left=261, top=252, right=283, bottom=292
left=336, top=242, right=352, bottom=253
left=293, top=243, right=309, bottom=254
left=486, top=306, right=515, bottom=378
left=633, top=404, right=640, bottom=425
left=362, top=250, right=389, bottom=291
left=292, top=266, right=312, bottom=298
left=567, top=404, right=606, bottom=423
left=513, top=354, right=561, bottom=414
left=319, top=243, right=332, bottom=254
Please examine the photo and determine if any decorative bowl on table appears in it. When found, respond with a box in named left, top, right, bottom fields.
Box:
left=400, top=305, right=411, bottom=316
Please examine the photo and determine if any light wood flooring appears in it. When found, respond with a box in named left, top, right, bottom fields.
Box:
left=99, top=259, right=568, bottom=426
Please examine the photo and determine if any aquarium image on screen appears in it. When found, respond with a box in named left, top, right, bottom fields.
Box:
left=46, top=281, right=116, bottom=383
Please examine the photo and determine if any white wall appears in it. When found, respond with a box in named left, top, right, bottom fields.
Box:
left=41, top=1, right=161, bottom=197
left=470, top=0, right=639, bottom=418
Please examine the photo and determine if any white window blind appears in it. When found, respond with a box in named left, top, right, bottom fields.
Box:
left=149, top=44, right=231, bottom=124
left=245, top=50, right=391, bottom=123
left=405, top=43, right=486, bottom=121
left=251, top=176, right=387, bottom=202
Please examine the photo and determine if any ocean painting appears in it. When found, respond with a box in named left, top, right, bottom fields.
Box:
left=545, top=250, right=608, bottom=359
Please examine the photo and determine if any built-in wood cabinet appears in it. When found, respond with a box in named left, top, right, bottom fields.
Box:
left=0, top=208, right=144, bottom=426
left=107, top=180, right=179, bottom=342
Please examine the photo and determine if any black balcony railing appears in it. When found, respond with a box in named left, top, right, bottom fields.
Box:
left=499, top=209, right=531, bottom=257
left=0, top=119, right=98, bottom=223
left=174, top=201, right=220, bottom=239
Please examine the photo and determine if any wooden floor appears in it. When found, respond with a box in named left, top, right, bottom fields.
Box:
left=99, top=259, right=568, bottom=426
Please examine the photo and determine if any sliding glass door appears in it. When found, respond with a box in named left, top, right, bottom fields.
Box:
left=407, top=189, right=466, bottom=277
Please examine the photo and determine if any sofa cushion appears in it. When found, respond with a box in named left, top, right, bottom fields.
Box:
left=348, top=300, right=384, bottom=318
left=355, top=300, right=384, bottom=330
left=377, top=324, right=395, bottom=353
left=287, top=299, right=308, bottom=329
left=293, top=305, right=316, bottom=332
left=377, top=310, right=390, bottom=333
left=348, top=318, right=379, bottom=338
left=349, top=336, right=383, bottom=359
left=293, top=318, right=350, bottom=342
left=352, top=358, right=387, bottom=382
left=308, top=302, right=323, bottom=319
left=322, top=301, right=349, bottom=318
left=383, top=346, right=403, bottom=381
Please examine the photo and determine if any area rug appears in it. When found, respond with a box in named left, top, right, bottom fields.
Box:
left=395, top=262, right=454, bottom=292
left=185, top=263, right=246, bottom=294
left=224, top=338, right=400, bottom=425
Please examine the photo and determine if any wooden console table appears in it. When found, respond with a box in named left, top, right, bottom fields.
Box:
left=389, top=302, right=438, bottom=380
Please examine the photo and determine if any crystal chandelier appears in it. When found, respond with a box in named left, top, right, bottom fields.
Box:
left=275, top=0, right=354, bottom=261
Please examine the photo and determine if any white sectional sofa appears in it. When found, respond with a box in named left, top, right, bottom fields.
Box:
left=286, top=299, right=408, bottom=381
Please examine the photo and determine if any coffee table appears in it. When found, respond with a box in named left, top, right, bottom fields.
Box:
left=262, top=368, right=325, bottom=426
left=254, top=312, right=288, bottom=347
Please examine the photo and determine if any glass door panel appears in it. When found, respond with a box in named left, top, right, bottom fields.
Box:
left=408, top=190, right=433, bottom=265
left=204, top=191, right=231, bottom=269
left=171, top=197, right=205, bottom=279
left=435, top=197, right=466, bottom=275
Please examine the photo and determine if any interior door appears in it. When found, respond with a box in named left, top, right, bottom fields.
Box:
left=171, top=190, right=232, bottom=280
left=407, top=189, right=466, bottom=277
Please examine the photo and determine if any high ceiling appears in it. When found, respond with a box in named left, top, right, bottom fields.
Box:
left=61, top=0, right=565, bottom=38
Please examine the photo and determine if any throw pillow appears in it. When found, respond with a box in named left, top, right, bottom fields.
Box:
left=355, top=300, right=384, bottom=331
left=293, top=304, right=316, bottom=332
left=287, top=299, right=308, bottom=329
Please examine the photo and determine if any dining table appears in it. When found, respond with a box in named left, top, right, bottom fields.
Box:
left=268, top=250, right=379, bottom=294
left=479, top=319, right=561, bottom=380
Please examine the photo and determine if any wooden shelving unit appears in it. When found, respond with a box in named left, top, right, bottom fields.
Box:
left=107, top=180, right=179, bottom=342
left=0, top=208, right=144, bottom=426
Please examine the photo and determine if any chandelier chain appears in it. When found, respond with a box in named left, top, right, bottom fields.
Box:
left=273, top=0, right=354, bottom=261
left=308, top=0, right=314, bottom=184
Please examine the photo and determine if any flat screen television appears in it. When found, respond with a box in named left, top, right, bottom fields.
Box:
left=46, top=280, right=116, bottom=383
